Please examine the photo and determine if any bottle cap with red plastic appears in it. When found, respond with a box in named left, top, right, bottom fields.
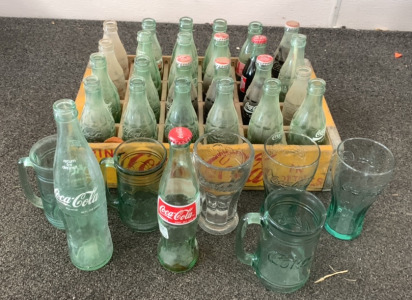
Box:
left=168, top=127, right=193, bottom=145
left=257, top=54, right=274, bottom=65
left=251, top=35, right=267, bottom=44
left=176, top=55, right=192, bottom=66
left=285, top=20, right=300, bottom=28
left=214, top=57, right=231, bottom=68
left=214, top=32, right=229, bottom=41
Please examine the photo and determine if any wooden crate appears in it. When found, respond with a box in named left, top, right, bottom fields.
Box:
left=75, top=55, right=341, bottom=191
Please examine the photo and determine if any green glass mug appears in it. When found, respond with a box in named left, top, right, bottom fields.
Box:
left=236, top=188, right=326, bottom=293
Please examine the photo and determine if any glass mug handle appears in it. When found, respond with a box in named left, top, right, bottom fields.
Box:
left=235, top=212, right=262, bottom=266
left=17, top=157, right=43, bottom=209
left=100, top=157, right=119, bottom=209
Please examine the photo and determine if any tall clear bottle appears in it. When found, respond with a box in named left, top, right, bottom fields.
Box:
left=205, top=78, right=239, bottom=144
left=271, top=20, right=300, bottom=78
left=142, top=18, right=163, bottom=73
left=99, top=38, right=127, bottom=99
left=102, top=20, right=129, bottom=79
left=132, top=55, right=161, bottom=122
left=165, top=78, right=199, bottom=143
left=122, top=77, right=158, bottom=141
left=242, top=54, right=273, bottom=125
left=167, top=55, right=198, bottom=113
left=202, top=18, right=228, bottom=75
left=282, top=66, right=312, bottom=125
left=173, top=17, right=198, bottom=75
left=247, top=78, right=284, bottom=144
left=89, top=52, right=121, bottom=123
left=278, top=34, right=307, bottom=102
left=235, top=21, right=263, bottom=80
left=53, top=99, right=113, bottom=271
left=79, top=75, right=115, bottom=142
left=290, top=78, right=327, bottom=145
left=157, top=127, right=200, bottom=273
left=136, top=30, right=162, bottom=97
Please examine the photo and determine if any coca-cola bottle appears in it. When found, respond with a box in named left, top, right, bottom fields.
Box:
left=141, top=18, right=163, bottom=73
left=157, top=127, right=200, bottom=272
left=53, top=99, right=113, bottom=271
left=238, top=35, right=267, bottom=102
left=202, top=18, right=228, bottom=75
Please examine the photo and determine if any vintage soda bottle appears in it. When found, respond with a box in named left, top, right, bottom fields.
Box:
left=282, top=66, right=312, bottom=125
left=203, top=57, right=231, bottom=119
left=247, top=78, right=284, bottom=144
left=157, top=126, right=200, bottom=273
left=99, top=38, right=127, bottom=99
left=53, top=99, right=113, bottom=271
left=165, top=78, right=199, bottom=143
left=205, top=77, right=239, bottom=144
left=278, top=34, right=306, bottom=102
left=242, top=54, right=273, bottom=125
left=79, top=75, right=115, bottom=142
left=238, top=35, right=267, bottom=102
left=271, top=20, right=300, bottom=78
left=236, top=21, right=263, bottom=80
left=202, top=32, right=230, bottom=94
left=102, top=20, right=129, bottom=79
left=202, top=18, right=228, bottom=75
left=177, top=17, right=198, bottom=75
left=166, top=55, right=198, bottom=113
left=142, top=18, right=163, bottom=73
left=136, top=30, right=162, bottom=97
left=132, top=55, right=161, bottom=122
left=290, top=78, right=327, bottom=145
left=89, top=52, right=121, bottom=123
left=122, top=77, right=158, bottom=141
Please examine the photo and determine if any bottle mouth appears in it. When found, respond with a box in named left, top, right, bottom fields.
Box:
left=129, top=76, right=146, bottom=91
left=98, top=38, right=114, bottom=51
left=174, top=77, right=191, bottom=93
left=89, top=52, right=106, bottom=69
left=308, top=78, right=326, bottom=95
left=136, top=30, right=152, bottom=43
left=216, top=77, right=234, bottom=92
left=179, top=16, right=193, bottom=31
left=291, top=34, right=307, bottom=47
left=248, top=21, right=263, bottom=34
left=53, top=99, right=78, bottom=121
left=134, top=55, right=150, bottom=68
left=263, top=78, right=281, bottom=92
left=103, top=20, right=118, bottom=32
left=285, top=20, right=300, bottom=28
left=213, top=18, right=227, bottom=32
left=296, top=66, right=312, bottom=78
left=83, top=75, right=101, bottom=92
left=142, top=18, right=156, bottom=31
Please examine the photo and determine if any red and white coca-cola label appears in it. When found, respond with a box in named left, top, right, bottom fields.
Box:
left=240, top=76, right=247, bottom=92
left=158, top=196, right=197, bottom=225
left=235, top=61, right=245, bottom=77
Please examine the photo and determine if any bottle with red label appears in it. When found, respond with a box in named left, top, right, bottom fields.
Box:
left=238, top=35, right=267, bottom=102
left=236, top=21, right=263, bottom=80
left=157, top=127, right=200, bottom=273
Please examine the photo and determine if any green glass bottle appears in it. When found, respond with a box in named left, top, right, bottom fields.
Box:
left=202, top=18, right=228, bottom=75
left=247, top=78, right=284, bottom=144
left=177, top=17, right=198, bottom=75
left=142, top=18, right=163, bottom=73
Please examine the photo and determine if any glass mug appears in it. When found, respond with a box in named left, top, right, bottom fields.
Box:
left=236, top=188, right=326, bottom=293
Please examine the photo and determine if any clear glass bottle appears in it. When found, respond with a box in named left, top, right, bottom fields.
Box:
left=202, top=18, right=228, bottom=75
left=205, top=78, right=239, bottom=144
left=247, top=78, right=284, bottom=144
left=99, top=38, right=127, bottom=99
left=122, top=77, right=158, bottom=141
left=271, top=20, right=300, bottom=78
left=142, top=18, right=163, bottom=73
left=165, top=78, right=199, bottom=143
left=236, top=21, right=263, bottom=80
left=238, top=35, right=267, bottom=102
left=204, top=57, right=231, bottom=119
left=176, top=17, right=198, bottom=75
left=53, top=99, right=113, bottom=271
left=290, top=78, right=327, bottom=145
left=278, top=34, right=307, bottom=102
left=89, top=52, right=121, bottom=123
left=167, top=55, right=198, bottom=114
left=102, top=20, right=129, bottom=79
left=79, top=75, right=116, bottom=142
left=202, top=32, right=230, bottom=93
left=242, top=54, right=273, bottom=125
left=157, top=127, right=200, bottom=273
left=132, top=55, right=161, bottom=122
left=136, top=30, right=162, bottom=97
left=282, top=66, right=312, bottom=125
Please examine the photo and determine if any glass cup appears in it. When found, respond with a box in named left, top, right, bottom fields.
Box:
left=236, top=188, right=326, bottom=293
left=17, top=134, right=64, bottom=229
left=263, top=131, right=320, bottom=195
left=193, top=131, right=255, bottom=235
left=325, top=138, right=395, bottom=240
left=100, top=138, right=167, bottom=232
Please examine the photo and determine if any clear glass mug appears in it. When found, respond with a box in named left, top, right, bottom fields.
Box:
left=100, top=138, right=167, bottom=232
left=17, top=134, right=64, bottom=229
left=236, top=188, right=326, bottom=293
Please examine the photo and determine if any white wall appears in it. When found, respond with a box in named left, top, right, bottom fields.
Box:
left=1, top=0, right=411, bottom=31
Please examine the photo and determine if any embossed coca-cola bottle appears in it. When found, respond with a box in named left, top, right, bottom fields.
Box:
left=157, top=127, right=200, bottom=273
left=53, top=99, right=113, bottom=271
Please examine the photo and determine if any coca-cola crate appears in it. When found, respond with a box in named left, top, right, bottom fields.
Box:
left=75, top=55, right=341, bottom=191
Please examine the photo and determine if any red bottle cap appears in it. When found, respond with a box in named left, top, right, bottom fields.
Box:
left=251, top=35, right=267, bottom=44
left=286, top=20, right=300, bottom=28
left=168, top=127, right=193, bottom=145
left=214, top=32, right=229, bottom=41
left=257, top=54, right=274, bottom=65
left=215, top=57, right=231, bottom=67
left=176, top=55, right=192, bottom=66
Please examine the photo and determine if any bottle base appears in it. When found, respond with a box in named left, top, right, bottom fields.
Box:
left=199, top=214, right=239, bottom=235
left=72, top=252, right=113, bottom=271
left=324, top=222, right=361, bottom=241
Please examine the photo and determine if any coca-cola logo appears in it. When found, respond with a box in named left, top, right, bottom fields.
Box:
left=54, top=187, right=99, bottom=210
left=158, top=196, right=197, bottom=225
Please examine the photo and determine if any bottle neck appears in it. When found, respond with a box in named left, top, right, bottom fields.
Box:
left=301, top=87, right=325, bottom=110
left=174, top=86, right=191, bottom=105
left=85, top=86, right=104, bottom=106
left=176, top=65, right=192, bottom=78
left=260, top=87, right=280, bottom=106
left=137, top=41, right=153, bottom=56
left=53, top=100, right=84, bottom=141
left=215, top=88, right=234, bottom=106
left=213, top=41, right=229, bottom=57
left=129, top=87, right=147, bottom=107
left=214, top=66, right=230, bottom=77
left=168, top=143, right=191, bottom=167
left=250, top=43, right=267, bottom=57
left=254, top=64, right=272, bottom=79
left=135, top=65, right=151, bottom=79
